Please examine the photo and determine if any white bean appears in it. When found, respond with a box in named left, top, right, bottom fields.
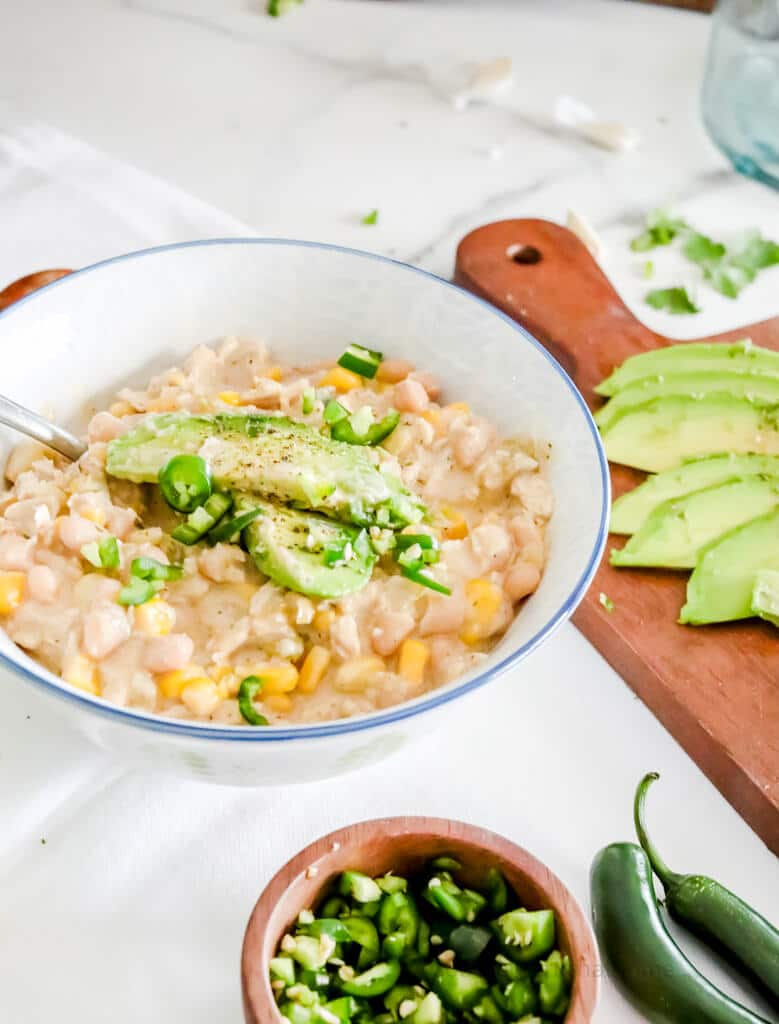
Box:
left=505, top=561, right=541, bottom=602
left=142, top=633, right=194, bottom=673
left=82, top=603, right=131, bottom=660
left=27, top=564, right=58, bottom=603
left=393, top=378, right=430, bottom=414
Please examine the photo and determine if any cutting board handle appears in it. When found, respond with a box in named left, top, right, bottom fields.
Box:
left=455, top=218, right=779, bottom=406
left=0, top=269, right=73, bottom=312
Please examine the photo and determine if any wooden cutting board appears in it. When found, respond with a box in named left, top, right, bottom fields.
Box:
left=455, top=219, right=779, bottom=855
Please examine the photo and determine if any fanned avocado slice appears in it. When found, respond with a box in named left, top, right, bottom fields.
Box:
left=235, top=494, right=377, bottom=598
left=601, top=395, right=779, bottom=473
left=596, top=340, right=779, bottom=397
left=595, top=372, right=779, bottom=432
left=680, top=507, right=779, bottom=625
left=610, top=453, right=779, bottom=535
left=106, top=412, right=425, bottom=528
left=611, top=476, right=779, bottom=569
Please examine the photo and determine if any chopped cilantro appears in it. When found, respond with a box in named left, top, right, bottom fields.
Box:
left=703, top=264, right=742, bottom=299
left=682, top=232, right=726, bottom=265
left=642, top=260, right=654, bottom=279
left=267, top=0, right=303, bottom=15
left=645, top=287, right=700, bottom=315
left=599, top=592, right=615, bottom=613
left=630, top=210, right=688, bottom=252
left=731, top=233, right=779, bottom=275
left=361, top=209, right=379, bottom=226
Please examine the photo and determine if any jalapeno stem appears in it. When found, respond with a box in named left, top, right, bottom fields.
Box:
left=634, top=772, right=683, bottom=891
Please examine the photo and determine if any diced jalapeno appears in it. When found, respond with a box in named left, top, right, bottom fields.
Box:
left=535, top=950, right=571, bottom=1018
left=269, top=955, right=296, bottom=987
left=426, top=965, right=489, bottom=1011
left=171, top=491, right=232, bottom=545
left=331, top=409, right=400, bottom=446
left=337, top=343, right=383, bottom=379
left=237, top=675, right=268, bottom=726
left=339, top=960, right=401, bottom=998
left=449, top=924, right=492, bottom=962
left=205, top=505, right=263, bottom=544
left=339, top=871, right=382, bottom=904
left=492, top=908, right=556, bottom=963
left=483, top=867, right=510, bottom=915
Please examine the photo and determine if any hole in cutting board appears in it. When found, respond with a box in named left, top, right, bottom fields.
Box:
left=507, top=244, right=543, bottom=265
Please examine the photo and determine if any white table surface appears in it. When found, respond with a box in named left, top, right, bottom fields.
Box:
left=0, top=2, right=777, bottom=1022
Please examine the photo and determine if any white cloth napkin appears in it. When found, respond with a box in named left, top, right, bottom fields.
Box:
left=0, top=117, right=772, bottom=1024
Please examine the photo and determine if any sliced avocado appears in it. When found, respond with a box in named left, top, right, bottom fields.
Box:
left=680, top=507, right=779, bottom=625
left=611, top=453, right=779, bottom=535
left=595, top=372, right=779, bottom=432
left=752, top=569, right=779, bottom=627
left=236, top=494, right=377, bottom=598
left=596, top=339, right=779, bottom=397
left=601, top=395, right=779, bottom=472
left=106, top=412, right=425, bottom=528
left=611, top=477, right=779, bottom=569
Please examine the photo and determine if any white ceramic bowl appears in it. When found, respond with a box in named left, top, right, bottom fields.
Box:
left=0, top=240, right=609, bottom=784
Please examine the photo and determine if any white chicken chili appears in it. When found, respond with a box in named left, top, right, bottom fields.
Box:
left=0, top=338, right=552, bottom=725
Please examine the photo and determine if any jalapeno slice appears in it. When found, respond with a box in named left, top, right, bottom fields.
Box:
left=159, top=454, right=213, bottom=512
left=238, top=675, right=268, bottom=726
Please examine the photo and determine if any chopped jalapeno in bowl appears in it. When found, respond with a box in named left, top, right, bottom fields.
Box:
left=267, top=856, right=573, bottom=1022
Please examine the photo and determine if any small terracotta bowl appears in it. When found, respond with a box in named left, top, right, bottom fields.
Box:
left=241, top=817, right=600, bottom=1023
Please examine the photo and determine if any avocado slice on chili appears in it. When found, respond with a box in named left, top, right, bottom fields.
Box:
left=106, top=411, right=424, bottom=528
left=237, top=494, right=377, bottom=599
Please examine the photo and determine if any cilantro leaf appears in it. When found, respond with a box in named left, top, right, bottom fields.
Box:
left=642, top=260, right=654, bottom=279
left=682, top=232, right=726, bottom=265
left=645, top=287, right=700, bottom=315
left=703, top=264, right=743, bottom=299
left=731, top=233, right=779, bottom=274
left=267, top=0, right=303, bottom=16
left=361, top=209, right=379, bottom=226
left=630, top=210, right=688, bottom=252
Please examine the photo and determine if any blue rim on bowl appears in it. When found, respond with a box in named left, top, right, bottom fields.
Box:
left=0, top=238, right=610, bottom=742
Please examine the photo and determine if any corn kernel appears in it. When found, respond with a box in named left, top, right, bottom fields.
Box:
left=265, top=693, right=293, bottom=714
left=79, top=505, right=107, bottom=526
left=0, top=572, right=26, bottom=614
left=443, top=519, right=468, bottom=541
left=299, top=646, right=331, bottom=695
left=319, top=366, right=362, bottom=392
left=312, top=608, right=335, bottom=632
left=217, top=390, right=242, bottom=405
left=263, top=365, right=283, bottom=381
left=247, top=662, right=299, bottom=695
left=421, top=409, right=443, bottom=431
left=158, top=664, right=209, bottom=699
left=447, top=401, right=470, bottom=415
left=181, top=679, right=221, bottom=716
left=398, top=639, right=429, bottom=686
left=461, top=578, right=504, bottom=645
left=134, top=598, right=176, bottom=636
left=62, top=652, right=100, bottom=695
left=441, top=507, right=468, bottom=541
left=334, top=656, right=384, bottom=693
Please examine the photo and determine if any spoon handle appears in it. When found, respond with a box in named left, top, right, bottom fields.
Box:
left=0, top=393, right=86, bottom=461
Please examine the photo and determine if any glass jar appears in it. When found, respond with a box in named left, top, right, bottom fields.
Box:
left=702, top=0, right=779, bottom=189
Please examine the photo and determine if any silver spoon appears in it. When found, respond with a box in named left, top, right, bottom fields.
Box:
left=0, top=393, right=86, bottom=461
left=0, top=269, right=85, bottom=461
